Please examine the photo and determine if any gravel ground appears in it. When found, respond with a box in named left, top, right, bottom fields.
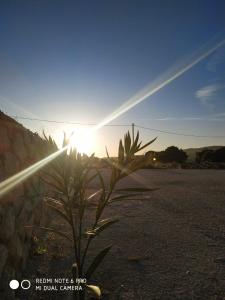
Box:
left=19, top=169, right=225, bottom=300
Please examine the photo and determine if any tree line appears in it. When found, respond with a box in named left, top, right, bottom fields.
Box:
left=146, top=146, right=225, bottom=164
left=196, top=147, right=225, bottom=163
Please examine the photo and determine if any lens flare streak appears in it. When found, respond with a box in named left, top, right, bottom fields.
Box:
left=0, top=147, right=67, bottom=198
left=0, top=37, right=225, bottom=199
left=92, top=38, right=225, bottom=132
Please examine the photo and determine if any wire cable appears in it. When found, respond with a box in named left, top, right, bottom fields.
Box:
left=9, top=115, right=225, bottom=139
left=11, top=115, right=130, bottom=127
left=136, top=125, right=225, bottom=138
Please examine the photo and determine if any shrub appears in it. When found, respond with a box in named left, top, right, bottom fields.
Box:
left=159, top=146, right=187, bottom=163
left=40, top=131, right=156, bottom=299
left=196, top=147, right=225, bottom=163
left=196, top=149, right=214, bottom=163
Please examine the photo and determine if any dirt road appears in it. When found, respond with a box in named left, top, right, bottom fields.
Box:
left=21, top=169, right=225, bottom=299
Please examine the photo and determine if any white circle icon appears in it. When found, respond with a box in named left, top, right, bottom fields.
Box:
left=9, top=280, right=19, bottom=290
left=21, top=279, right=31, bottom=290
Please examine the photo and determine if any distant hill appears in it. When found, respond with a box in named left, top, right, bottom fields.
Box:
left=184, top=146, right=224, bottom=161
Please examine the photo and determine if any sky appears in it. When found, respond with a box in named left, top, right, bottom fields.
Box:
left=0, top=0, right=225, bottom=156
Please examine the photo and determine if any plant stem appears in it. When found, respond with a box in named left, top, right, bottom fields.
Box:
left=67, top=193, right=80, bottom=272
left=80, top=188, right=113, bottom=272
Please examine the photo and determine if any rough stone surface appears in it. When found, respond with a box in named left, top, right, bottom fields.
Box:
left=0, top=265, right=16, bottom=300
left=12, top=132, right=27, bottom=162
left=0, top=244, right=8, bottom=277
left=0, top=126, right=10, bottom=154
left=0, top=111, right=50, bottom=299
left=3, top=152, right=20, bottom=176
left=7, top=233, right=23, bottom=268
left=0, top=206, right=15, bottom=242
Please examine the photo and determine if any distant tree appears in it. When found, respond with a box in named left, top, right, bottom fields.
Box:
left=160, top=146, right=187, bottom=163
left=195, top=148, right=225, bottom=163
left=196, top=149, right=214, bottom=163
left=212, top=147, right=225, bottom=162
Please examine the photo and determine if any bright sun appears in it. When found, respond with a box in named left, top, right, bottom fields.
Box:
left=69, top=128, right=95, bottom=154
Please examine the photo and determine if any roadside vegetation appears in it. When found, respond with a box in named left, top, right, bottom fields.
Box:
left=39, top=131, right=156, bottom=299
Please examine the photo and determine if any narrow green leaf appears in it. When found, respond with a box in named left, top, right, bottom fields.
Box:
left=94, top=172, right=106, bottom=221
left=85, top=230, right=96, bottom=237
left=95, top=218, right=119, bottom=234
left=124, top=132, right=131, bottom=155
left=95, top=200, right=105, bottom=222
left=45, top=195, right=68, bottom=211
left=86, top=285, right=101, bottom=299
left=130, top=131, right=139, bottom=154
left=40, top=177, right=63, bottom=193
left=86, top=172, right=98, bottom=185
left=118, top=139, right=124, bottom=164
left=116, top=187, right=158, bottom=192
left=87, top=189, right=102, bottom=201
left=135, top=141, right=142, bottom=152
left=41, top=170, right=65, bottom=190
left=46, top=203, right=71, bottom=225
left=85, top=245, right=112, bottom=279
left=137, top=137, right=157, bottom=152
left=95, top=169, right=105, bottom=195
left=109, top=193, right=140, bottom=202
left=105, top=146, right=110, bottom=159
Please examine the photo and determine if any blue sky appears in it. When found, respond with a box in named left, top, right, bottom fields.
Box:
left=0, top=0, right=225, bottom=156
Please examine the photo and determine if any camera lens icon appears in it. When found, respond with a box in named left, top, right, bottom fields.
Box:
left=9, top=280, right=19, bottom=290
left=21, top=280, right=31, bottom=289
left=9, top=279, right=31, bottom=290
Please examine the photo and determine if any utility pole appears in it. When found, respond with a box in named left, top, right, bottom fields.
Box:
left=132, top=123, right=135, bottom=143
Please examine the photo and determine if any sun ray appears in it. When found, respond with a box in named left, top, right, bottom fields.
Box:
left=0, top=146, right=67, bottom=199
left=69, top=127, right=95, bottom=154
left=92, top=37, right=225, bottom=132
left=1, top=36, right=225, bottom=199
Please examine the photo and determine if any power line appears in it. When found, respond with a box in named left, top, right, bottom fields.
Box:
left=10, top=115, right=225, bottom=139
left=11, top=115, right=130, bottom=127
left=136, top=125, right=225, bottom=138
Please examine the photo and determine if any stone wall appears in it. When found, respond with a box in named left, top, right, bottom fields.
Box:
left=0, top=112, right=50, bottom=299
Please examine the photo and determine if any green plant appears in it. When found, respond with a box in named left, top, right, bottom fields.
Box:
left=31, top=235, right=48, bottom=256
left=40, top=131, right=156, bottom=299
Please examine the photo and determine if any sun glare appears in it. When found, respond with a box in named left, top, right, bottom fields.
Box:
left=69, top=128, right=95, bottom=155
